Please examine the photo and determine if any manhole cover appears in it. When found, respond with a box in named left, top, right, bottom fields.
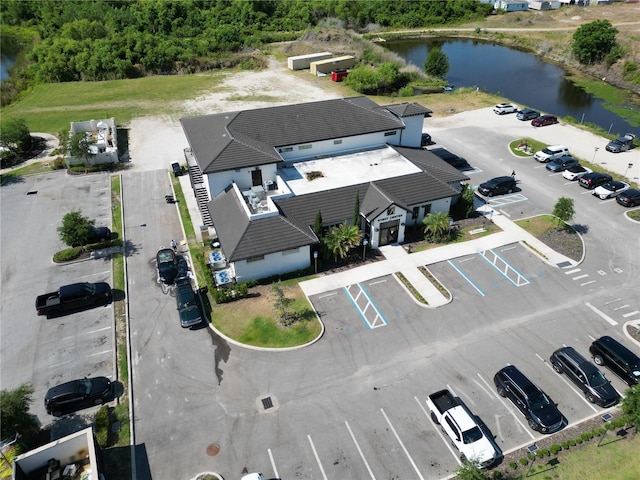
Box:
left=206, top=443, right=220, bottom=456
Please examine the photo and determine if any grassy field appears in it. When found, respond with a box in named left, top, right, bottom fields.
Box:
left=1, top=72, right=227, bottom=133
left=505, top=434, right=640, bottom=480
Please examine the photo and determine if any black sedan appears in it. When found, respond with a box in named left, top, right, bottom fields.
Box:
left=45, top=377, right=112, bottom=416
left=531, top=115, right=559, bottom=127
left=546, top=156, right=579, bottom=172
left=430, top=147, right=470, bottom=170
left=616, top=188, right=640, bottom=207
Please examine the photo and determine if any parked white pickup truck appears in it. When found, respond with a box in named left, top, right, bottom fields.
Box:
left=427, top=389, right=499, bottom=468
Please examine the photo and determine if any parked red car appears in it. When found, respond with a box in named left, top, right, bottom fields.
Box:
left=531, top=115, right=559, bottom=127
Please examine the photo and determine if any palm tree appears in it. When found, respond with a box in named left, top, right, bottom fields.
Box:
left=323, top=221, right=362, bottom=262
left=422, top=211, right=451, bottom=243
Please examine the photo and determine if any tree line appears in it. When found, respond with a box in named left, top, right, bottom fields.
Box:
left=0, top=0, right=491, bottom=85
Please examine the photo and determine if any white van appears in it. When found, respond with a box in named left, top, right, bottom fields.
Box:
left=534, top=145, right=569, bottom=163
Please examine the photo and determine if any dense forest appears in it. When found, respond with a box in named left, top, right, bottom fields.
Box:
left=0, top=0, right=492, bottom=85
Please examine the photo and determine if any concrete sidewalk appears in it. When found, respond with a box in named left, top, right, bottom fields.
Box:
left=299, top=205, right=578, bottom=306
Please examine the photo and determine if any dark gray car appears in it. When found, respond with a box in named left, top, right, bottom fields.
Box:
left=546, top=156, right=579, bottom=172
left=550, top=346, right=620, bottom=407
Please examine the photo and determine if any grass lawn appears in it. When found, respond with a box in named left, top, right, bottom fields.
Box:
left=1, top=72, right=226, bottom=134
left=209, top=279, right=322, bottom=348
left=506, top=434, right=640, bottom=480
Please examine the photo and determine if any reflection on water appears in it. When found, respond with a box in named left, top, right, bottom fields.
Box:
left=386, top=38, right=639, bottom=134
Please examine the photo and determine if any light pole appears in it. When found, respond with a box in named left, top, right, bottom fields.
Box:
left=362, top=238, right=368, bottom=262
left=592, top=146, right=599, bottom=163
left=313, top=250, right=318, bottom=274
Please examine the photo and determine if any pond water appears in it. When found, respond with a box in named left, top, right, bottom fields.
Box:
left=386, top=38, right=639, bottom=135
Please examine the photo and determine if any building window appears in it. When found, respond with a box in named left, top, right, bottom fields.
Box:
left=279, top=147, right=293, bottom=153
left=333, top=139, right=342, bottom=145
left=412, top=206, right=419, bottom=219
left=423, top=204, right=431, bottom=216
left=384, top=131, right=397, bottom=137
left=298, top=144, right=312, bottom=150
left=282, top=247, right=299, bottom=255
left=246, top=255, right=265, bottom=263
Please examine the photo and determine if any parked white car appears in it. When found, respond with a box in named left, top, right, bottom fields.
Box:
left=593, top=181, right=630, bottom=199
left=493, top=103, right=518, bottom=115
left=562, top=165, right=592, bottom=181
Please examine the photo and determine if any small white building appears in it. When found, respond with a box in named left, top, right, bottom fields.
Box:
left=65, top=117, right=119, bottom=168
left=494, top=0, right=529, bottom=11
left=13, top=427, right=102, bottom=480
left=310, top=56, right=356, bottom=76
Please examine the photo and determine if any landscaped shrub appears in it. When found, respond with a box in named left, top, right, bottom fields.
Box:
left=211, top=283, right=250, bottom=304
left=509, top=461, right=518, bottom=470
left=528, top=453, right=536, bottom=461
left=550, top=444, right=562, bottom=455
left=519, top=457, right=528, bottom=466
left=569, top=439, right=577, bottom=446
left=94, top=405, right=110, bottom=447
left=53, top=246, right=83, bottom=262
left=598, top=427, right=607, bottom=435
left=492, top=471, right=503, bottom=479
left=561, top=440, right=570, bottom=450
left=536, top=450, right=545, bottom=459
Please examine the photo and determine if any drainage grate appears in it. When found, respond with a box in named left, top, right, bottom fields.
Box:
left=26, top=191, right=38, bottom=195
left=261, top=396, right=273, bottom=410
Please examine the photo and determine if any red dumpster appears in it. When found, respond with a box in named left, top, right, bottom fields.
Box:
left=331, top=70, right=349, bottom=82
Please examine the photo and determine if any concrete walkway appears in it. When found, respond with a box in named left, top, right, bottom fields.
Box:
left=299, top=204, right=578, bottom=306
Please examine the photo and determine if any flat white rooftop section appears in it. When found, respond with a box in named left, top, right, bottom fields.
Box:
left=279, top=145, right=421, bottom=195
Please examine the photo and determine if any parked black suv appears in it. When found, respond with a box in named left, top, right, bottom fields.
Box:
left=430, top=147, right=470, bottom=170
left=550, top=346, right=620, bottom=407
left=477, top=176, right=517, bottom=197
left=578, top=172, right=613, bottom=189
left=589, top=336, right=640, bottom=386
left=45, top=376, right=112, bottom=416
left=494, top=365, right=564, bottom=433
left=176, top=278, right=204, bottom=328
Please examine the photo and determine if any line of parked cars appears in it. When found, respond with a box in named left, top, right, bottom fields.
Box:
left=427, top=335, right=638, bottom=468
left=527, top=143, right=640, bottom=207
left=493, top=103, right=558, bottom=128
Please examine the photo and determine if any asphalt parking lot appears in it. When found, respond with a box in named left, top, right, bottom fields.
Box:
left=0, top=171, right=115, bottom=424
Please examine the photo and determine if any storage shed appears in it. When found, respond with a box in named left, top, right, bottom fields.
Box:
left=310, top=56, right=356, bottom=76
left=287, top=52, right=333, bottom=71
left=494, top=0, right=529, bottom=11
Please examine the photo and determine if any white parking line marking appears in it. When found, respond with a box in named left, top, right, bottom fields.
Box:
left=597, top=270, right=607, bottom=276
left=89, top=349, right=112, bottom=357
left=345, top=421, right=376, bottom=480
left=318, top=292, right=338, bottom=299
left=472, top=377, right=493, bottom=398
left=613, top=267, right=623, bottom=274
left=564, top=268, right=581, bottom=275
left=581, top=281, right=596, bottom=286
left=604, top=298, right=622, bottom=305
left=623, top=311, right=640, bottom=318
left=416, top=396, right=462, bottom=465
left=585, top=302, right=618, bottom=326
left=614, top=305, right=630, bottom=311
left=535, top=353, right=545, bottom=362
left=368, top=280, right=387, bottom=286
left=307, top=435, right=328, bottom=480
left=572, top=274, right=589, bottom=280
left=476, top=374, right=535, bottom=440
left=380, top=408, right=425, bottom=480
left=49, top=360, right=72, bottom=369
left=268, top=448, right=279, bottom=480
left=61, top=326, right=112, bottom=342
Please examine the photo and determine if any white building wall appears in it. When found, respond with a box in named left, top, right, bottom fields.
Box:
left=208, top=163, right=279, bottom=198
left=398, top=116, right=423, bottom=148
left=233, top=246, right=311, bottom=281
left=278, top=130, right=401, bottom=162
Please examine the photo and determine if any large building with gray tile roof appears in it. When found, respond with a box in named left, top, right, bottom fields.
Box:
left=180, top=97, right=468, bottom=282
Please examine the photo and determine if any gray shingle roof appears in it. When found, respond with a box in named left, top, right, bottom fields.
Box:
left=181, top=97, right=409, bottom=174
left=275, top=170, right=459, bottom=229
left=209, top=187, right=317, bottom=262
left=379, top=102, right=433, bottom=118
left=393, top=146, right=470, bottom=184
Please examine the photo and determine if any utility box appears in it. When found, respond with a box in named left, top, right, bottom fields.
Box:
left=331, top=70, right=349, bottom=82
left=287, top=52, right=333, bottom=71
